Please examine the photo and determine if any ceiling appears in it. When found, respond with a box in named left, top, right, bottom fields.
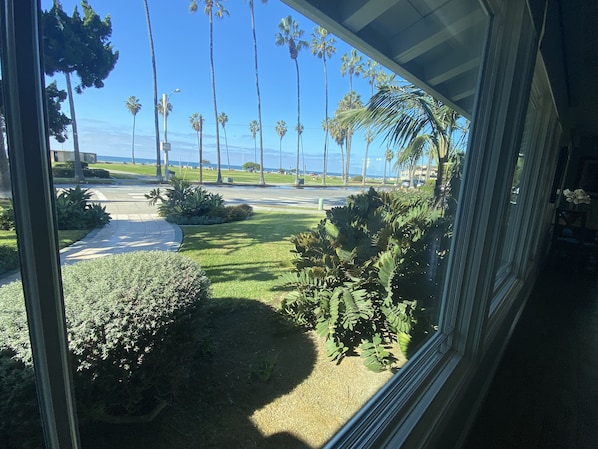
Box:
left=283, top=0, right=598, bottom=139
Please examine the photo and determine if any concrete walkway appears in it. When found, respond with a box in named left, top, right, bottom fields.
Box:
left=60, top=213, right=182, bottom=265
left=0, top=212, right=182, bottom=286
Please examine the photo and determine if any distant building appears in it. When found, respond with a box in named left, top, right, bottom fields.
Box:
left=52, top=150, right=97, bottom=163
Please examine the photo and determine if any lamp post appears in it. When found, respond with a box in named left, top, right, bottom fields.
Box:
left=161, top=88, right=180, bottom=181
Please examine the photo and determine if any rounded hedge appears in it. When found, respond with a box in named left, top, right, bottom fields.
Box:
left=0, top=251, right=211, bottom=446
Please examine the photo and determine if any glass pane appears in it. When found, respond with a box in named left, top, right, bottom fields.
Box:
left=38, top=0, right=488, bottom=447
left=0, top=157, right=44, bottom=448
left=495, top=99, right=538, bottom=281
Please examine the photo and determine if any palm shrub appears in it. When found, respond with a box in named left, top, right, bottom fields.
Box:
left=280, top=187, right=451, bottom=371
left=0, top=251, right=211, bottom=448
left=55, top=185, right=111, bottom=230
left=146, top=177, right=252, bottom=224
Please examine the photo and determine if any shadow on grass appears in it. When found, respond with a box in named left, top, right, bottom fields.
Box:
left=82, top=298, right=317, bottom=449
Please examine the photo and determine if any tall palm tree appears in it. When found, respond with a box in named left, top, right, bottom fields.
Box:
left=311, top=26, right=336, bottom=186
left=344, top=84, right=462, bottom=202
left=245, top=0, right=267, bottom=185
left=190, top=0, right=228, bottom=184
left=275, top=119, right=287, bottom=171
left=361, top=59, right=379, bottom=183
left=340, top=49, right=363, bottom=96
left=125, top=96, right=141, bottom=164
left=336, top=91, right=363, bottom=185
left=275, top=15, right=307, bottom=186
left=143, top=0, right=162, bottom=181
left=218, top=111, right=230, bottom=171
left=383, top=147, right=393, bottom=185
left=249, top=119, right=259, bottom=162
left=189, top=113, right=204, bottom=183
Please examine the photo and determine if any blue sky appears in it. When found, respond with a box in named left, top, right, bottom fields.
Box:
left=41, top=0, right=399, bottom=177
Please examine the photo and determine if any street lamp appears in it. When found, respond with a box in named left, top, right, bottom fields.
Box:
left=161, top=88, right=180, bottom=181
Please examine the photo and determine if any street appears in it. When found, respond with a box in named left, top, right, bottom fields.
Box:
left=84, top=184, right=371, bottom=215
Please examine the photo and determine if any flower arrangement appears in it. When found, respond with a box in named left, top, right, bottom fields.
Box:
left=563, top=188, right=591, bottom=205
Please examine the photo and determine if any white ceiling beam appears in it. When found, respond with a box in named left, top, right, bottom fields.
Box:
left=340, top=0, right=403, bottom=32
left=391, top=11, right=484, bottom=64
left=427, top=56, right=480, bottom=86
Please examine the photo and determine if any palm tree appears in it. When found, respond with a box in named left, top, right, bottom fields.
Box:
left=275, top=119, right=287, bottom=171
left=249, top=119, right=259, bottom=162
left=311, top=26, right=336, bottom=186
left=361, top=59, right=379, bottom=183
left=125, top=96, right=141, bottom=164
left=190, top=0, right=228, bottom=184
left=336, top=91, right=363, bottom=185
left=383, top=147, right=393, bottom=185
left=245, top=0, right=267, bottom=185
left=156, top=101, right=172, bottom=117
left=344, top=84, right=462, bottom=202
left=275, top=15, right=307, bottom=186
left=218, top=111, right=230, bottom=171
left=397, top=134, right=430, bottom=187
left=329, top=117, right=346, bottom=181
left=340, top=49, right=363, bottom=96
left=189, top=113, right=204, bottom=183
left=143, top=0, right=162, bottom=181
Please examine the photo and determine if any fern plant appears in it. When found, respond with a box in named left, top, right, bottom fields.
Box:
left=281, top=188, right=450, bottom=371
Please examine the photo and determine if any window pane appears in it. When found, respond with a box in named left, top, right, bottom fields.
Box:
left=36, top=0, right=488, bottom=447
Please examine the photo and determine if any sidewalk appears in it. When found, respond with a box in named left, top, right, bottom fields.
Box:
left=0, top=213, right=182, bottom=286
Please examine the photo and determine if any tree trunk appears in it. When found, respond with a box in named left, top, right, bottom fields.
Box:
left=131, top=114, right=136, bottom=164
left=322, top=54, right=328, bottom=186
left=249, top=1, right=265, bottom=186
left=65, top=72, right=84, bottom=182
left=198, top=130, right=203, bottom=184
left=209, top=12, right=222, bottom=184
left=143, top=0, right=162, bottom=181
left=294, top=58, right=301, bottom=186
left=362, top=139, right=370, bottom=186
left=345, top=127, right=352, bottom=185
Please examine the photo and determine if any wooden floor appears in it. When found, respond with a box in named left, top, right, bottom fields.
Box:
left=464, top=265, right=598, bottom=449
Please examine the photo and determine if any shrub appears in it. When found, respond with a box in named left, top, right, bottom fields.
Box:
left=83, top=168, right=110, bottom=179
left=0, top=203, right=15, bottom=230
left=0, top=245, right=19, bottom=274
left=225, top=204, right=253, bottom=222
left=52, top=166, right=75, bottom=178
left=55, top=185, right=110, bottom=230
left=0, top=251, right=211, bottom=446
left=146, top=177, right=251, bottom=224
left=280, top=187, right=451, bottom=371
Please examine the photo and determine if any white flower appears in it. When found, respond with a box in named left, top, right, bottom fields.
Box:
left=563, top=188, right=591, bottom=205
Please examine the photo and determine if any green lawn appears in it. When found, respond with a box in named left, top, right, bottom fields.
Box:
left=89, top=162, right=393, bottom=187
left=179, top=210, right=322, bottom=302
left=0, top=229, right=90, bottom=250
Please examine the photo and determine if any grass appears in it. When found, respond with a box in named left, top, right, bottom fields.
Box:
left=0, top=229, right=91, bottom=274
left=81, top=211, right=395, bottom=449
left=89, top=162, right=394, bottom=187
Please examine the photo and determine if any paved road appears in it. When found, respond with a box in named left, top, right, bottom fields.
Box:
left=84, top=184, right=366, bottom=214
